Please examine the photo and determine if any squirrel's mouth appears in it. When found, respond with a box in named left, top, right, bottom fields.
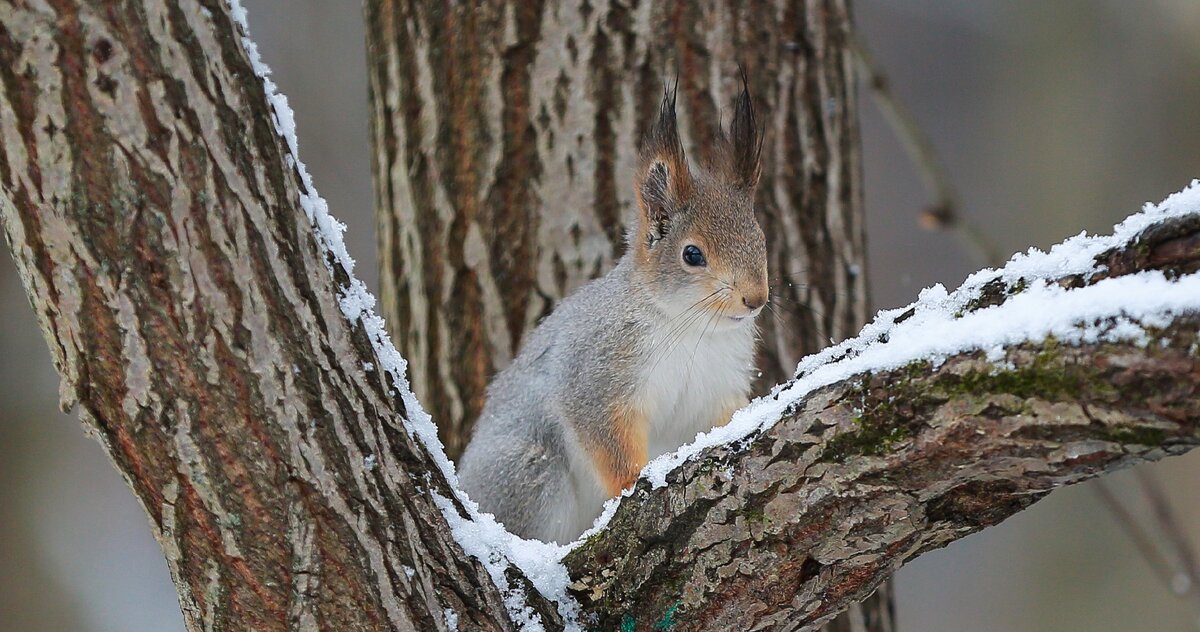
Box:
left=727, top=315, right=748, bottom=322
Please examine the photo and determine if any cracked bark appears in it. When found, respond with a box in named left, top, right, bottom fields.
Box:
left=0, top=2, right=536, bottom=630
left=3, top=1, right=1200, bottom=631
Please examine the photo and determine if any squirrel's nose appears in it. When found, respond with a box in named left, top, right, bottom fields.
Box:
left=742, top=294, right=766, bottom=311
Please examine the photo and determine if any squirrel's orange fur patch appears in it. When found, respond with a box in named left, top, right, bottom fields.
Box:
left=586, top=403, right=649, bottom=496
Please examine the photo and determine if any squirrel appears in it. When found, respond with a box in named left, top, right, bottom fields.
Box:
left=457, top=80, right=767, bottom=544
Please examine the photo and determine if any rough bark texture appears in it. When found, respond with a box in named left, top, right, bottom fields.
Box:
left=0, top=2, right=536, bottom=630
left=5, top=1, right=1200, bottom=632
left=562, top=212, right=1200, bottom=630
left=366, top=0, right=866, bottom=460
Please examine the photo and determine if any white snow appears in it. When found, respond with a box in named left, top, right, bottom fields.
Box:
left=225, top=1, right=1200, bottom=625
left=432, top=492, right=579, bottom=631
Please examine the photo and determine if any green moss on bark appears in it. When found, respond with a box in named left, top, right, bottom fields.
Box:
left=818, top=346, right=1125, bottom=463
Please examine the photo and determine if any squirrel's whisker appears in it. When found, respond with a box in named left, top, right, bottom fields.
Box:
left=641, top=295, right=720, bottom=365
left=645, top=303, right=710, bottom=367
left=761, top=296, right=848, bottom=343
left=687, top=303, right=725, bottom=373
left=647, top=294, right=722, bottom=375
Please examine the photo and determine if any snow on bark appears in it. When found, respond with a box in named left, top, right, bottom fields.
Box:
left=564, top=181, right=1200, bottom=629
left=234, top=0, right=1200, bottom=615
left=224, top=3, right=580, bottom=628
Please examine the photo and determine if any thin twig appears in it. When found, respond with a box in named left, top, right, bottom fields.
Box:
left=848, top=32, right=1004, bottom=267
left=1136, top=470, right=1200, bottom=600
left=1093, top=480, right=1180, bottom=592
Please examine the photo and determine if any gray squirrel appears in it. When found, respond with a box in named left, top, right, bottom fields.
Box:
left=458, top=81, right=767, bottom=544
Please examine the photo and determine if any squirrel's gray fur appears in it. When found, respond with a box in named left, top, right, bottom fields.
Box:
left=458, top=81, right=768, bottom=544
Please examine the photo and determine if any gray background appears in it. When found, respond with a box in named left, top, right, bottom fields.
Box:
left=2, top=1, right=1198, bottom=630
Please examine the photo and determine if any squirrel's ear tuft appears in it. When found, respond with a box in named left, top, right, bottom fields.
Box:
left=723, top=72, right=763, bottom=190
left=636, top=83, right=691, bottom=247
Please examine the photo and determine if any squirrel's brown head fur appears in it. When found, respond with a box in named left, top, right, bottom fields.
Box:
left=630, top=78, right=768, bottom=327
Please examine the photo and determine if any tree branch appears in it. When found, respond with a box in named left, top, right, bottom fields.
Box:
left=563, top=209, right=1200, bottom=630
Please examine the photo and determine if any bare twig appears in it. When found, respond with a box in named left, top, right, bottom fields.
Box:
left=1093, top=481, right=1180, bottom=593
left=1136, top=470, right=1200, bottom=600
left=1094, top=476, right=1200, bottom=616
left=848, top=32, right=1004, bottom=267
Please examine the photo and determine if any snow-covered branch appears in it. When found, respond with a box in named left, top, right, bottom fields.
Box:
left=561, top=185, right=1200, bottom=630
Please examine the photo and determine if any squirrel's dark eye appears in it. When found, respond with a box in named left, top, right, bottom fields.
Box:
left=682, top=244, right=706, bottom=267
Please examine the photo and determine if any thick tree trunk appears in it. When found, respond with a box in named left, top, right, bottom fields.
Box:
left=0, top=2, right=531, bottom=629
left=365, top=2, right=886, bottom=626
left=5, top=2, right=1200, bottom=632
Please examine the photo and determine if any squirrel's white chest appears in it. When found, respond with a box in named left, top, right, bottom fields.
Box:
left=637, top=322, right=756, bottom=459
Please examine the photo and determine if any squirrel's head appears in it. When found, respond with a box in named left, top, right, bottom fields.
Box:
left=630, top=79, right=768, bottom=329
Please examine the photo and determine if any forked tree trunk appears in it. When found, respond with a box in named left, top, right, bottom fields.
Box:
left=364, top=1, right=884, bottom=627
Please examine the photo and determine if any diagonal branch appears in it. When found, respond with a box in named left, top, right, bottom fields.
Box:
left=563, top=202, right=1200, bottom=630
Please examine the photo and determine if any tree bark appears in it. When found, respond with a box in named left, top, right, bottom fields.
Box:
left=562, top=214, right=1200, bottom=630
left=0, top=2, right=533, bottom=629
left=4, top=2, right=1200, bottom=632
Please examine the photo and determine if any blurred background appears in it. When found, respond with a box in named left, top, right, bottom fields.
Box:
left=1, top=1, right=1198, bottom=630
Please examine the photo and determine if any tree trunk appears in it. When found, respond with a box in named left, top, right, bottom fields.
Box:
left=5, top=1, right=1200, bottom=631
left=366, top=2, right=886, bottom=626
left=0, top=2, right=532, bottom=629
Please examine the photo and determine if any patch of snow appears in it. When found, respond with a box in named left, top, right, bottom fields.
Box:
left=1172, top=572, right=1192, bottom=596
left=443, top=608, right=459, bottom=631
left=432, top=492, right=579, bottom=631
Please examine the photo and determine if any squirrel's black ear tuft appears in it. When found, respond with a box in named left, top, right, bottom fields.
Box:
left=636, top=81, right=691, bottom=247
left=724, top=71, right=763, bottom=190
